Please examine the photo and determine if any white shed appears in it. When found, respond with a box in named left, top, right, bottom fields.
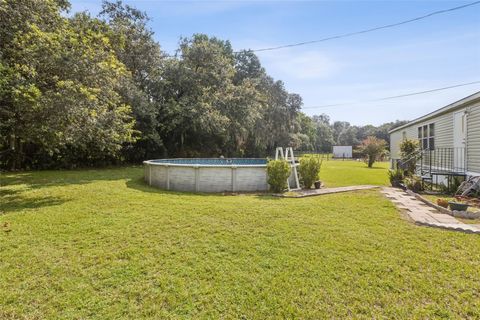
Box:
left=333, top=146, right=352, bottom=158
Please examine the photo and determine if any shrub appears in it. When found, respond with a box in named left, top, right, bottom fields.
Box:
left=404, top=175, right=423, bottom=193
left=388, top=168, right=404, bottom=187
left=299, top=156, right=322, bottom=189
left=358, top=136, right=387, bottom=168
left=400, top=139, right=419, bottom=176
left=266, top=160, right=291, bottom=193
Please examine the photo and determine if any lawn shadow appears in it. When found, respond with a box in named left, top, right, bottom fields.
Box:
left=1, top=167, right=142, bottom=214
left=255, top=194, right=281, bottom=201
left=1, top=166, right=143, bottom=191
left=0, top=188, right=20, bottom=197
left=0, top=194, right=67, bottom=214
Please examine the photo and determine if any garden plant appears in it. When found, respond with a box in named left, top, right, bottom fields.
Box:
left=298, top=156, right=323, bottom=189
left=266, top=159, right=291, bottom=193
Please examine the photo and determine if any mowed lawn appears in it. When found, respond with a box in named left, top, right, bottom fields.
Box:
left=1, top=165, right=480, bottom=319
left=320, top=160, right=389, bottom=187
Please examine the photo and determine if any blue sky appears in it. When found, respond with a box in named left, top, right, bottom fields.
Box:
left=70, top=0, right=480, bottom=125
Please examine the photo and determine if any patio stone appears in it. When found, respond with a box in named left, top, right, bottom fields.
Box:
left=381, top=187, right=480, bottom=234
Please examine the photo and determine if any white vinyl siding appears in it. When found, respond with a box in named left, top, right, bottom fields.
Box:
left=390, top=130, right=403, bottom=159
left=390, top=112, right=454, bottom=160
left=426, top=113, right=453, bottom=149
left=467, top=102, right=480, bottom=174
left=391, top=102, right=480, bottom=175
left=390, top=127, right=417, bottom=159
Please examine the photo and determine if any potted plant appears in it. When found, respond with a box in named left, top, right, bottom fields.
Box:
left=314, top=180, right=321, bottom=189
left=436, top=198, right=449, bottom=209
left=298, top=156, right=322, bottom=189
left=404, top=175, right=423, bottom=193
left=387, top=168, right=404, bottom=188
left=448, top=200, right=470, bottom=212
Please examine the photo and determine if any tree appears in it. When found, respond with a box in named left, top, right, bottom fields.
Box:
left=295, top=113, right=317, bottom=151
left=233, top=50, right=264, bottom=84
left=0, top=0, right=136, bottom=169
left=312, top=113, right=330, bottom=125
left=337, top=126, right=359, bottom=146
left=311, top=115, right=334, bottom=152
left=159, top=34, right=234, bottom=156
left=373, top=120, right=409, bottom=147
left=358, top=136, right=387, bottom=168
left=99, top=0, right=166, bottom=161
left=332, top=121, right=350, bottom=144
left=0, top=0, right=408, bottom=170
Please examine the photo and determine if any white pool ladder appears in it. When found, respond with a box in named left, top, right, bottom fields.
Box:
left=275, top=147, right=300, bottom=191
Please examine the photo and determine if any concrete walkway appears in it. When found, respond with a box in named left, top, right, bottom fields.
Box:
left=279, top=185, right=378, bottom=198
left=381, top=187, right=480, bottom=234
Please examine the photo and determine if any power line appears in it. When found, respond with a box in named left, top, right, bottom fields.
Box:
left=246, top=1, right=480, bottom=53
left=302, top=81, right=480, bottom=109
left=161, top=2, right=480, bottom=56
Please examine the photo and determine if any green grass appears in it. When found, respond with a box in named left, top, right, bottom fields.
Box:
left=1, top=165, right=480, bottom=319
left=320, top=160, right=389, bottom=187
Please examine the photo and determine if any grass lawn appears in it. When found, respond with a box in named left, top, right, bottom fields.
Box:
left=1, top=165, right=480, bottom=319
left=320, top=160, right=389, bottom=187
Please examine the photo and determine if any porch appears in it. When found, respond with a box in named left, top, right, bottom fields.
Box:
left=392, top=147, right=467, bottom=190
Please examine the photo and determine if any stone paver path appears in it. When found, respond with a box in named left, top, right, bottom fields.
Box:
left=279, top=185, right=378, bottom=198
left=381, top=187, right=480, bottom=234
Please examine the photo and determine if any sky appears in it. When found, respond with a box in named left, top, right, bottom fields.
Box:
left=69, top=0, right=480, bottom=126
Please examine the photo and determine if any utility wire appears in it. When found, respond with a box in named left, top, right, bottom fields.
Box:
left=245, top=1, right=480, bottom=53
left=162, top=1, right=480, bottom=56
left=302, top=80, right=480, bottom=109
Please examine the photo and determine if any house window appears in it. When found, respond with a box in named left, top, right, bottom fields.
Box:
left=418, top=123, right=435, bottom=150
left=402, top=131, right=407, bottom=140
left=429, top=123, right=435, bottom=150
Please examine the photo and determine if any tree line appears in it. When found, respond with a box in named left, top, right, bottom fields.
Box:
left=0, top=0, right=407, bottom=170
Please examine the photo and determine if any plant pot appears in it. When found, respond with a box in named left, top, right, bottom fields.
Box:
left=314, top=181, right=321, bottom=189
left=448, top=201, right=469, bottom=212
left=436, top=199, right=449, bottom=208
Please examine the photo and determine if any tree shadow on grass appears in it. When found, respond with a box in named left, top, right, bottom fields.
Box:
left=1, top=166, right=143, bottom=191
left=0, top=167, right=143, bottom=214
left=255, top=194, right=281, bottom=201
left=0, top=194, right=67, bottom=214
left=0, top=188, right=19, bottom=197
left=1, top=176, right=70, bottom=214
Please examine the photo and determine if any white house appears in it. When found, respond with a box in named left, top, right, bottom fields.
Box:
left=389, top=91, right=480, bottom=182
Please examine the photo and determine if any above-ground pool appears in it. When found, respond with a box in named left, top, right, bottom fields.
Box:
left=143, top=158, right=296, bottom=193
